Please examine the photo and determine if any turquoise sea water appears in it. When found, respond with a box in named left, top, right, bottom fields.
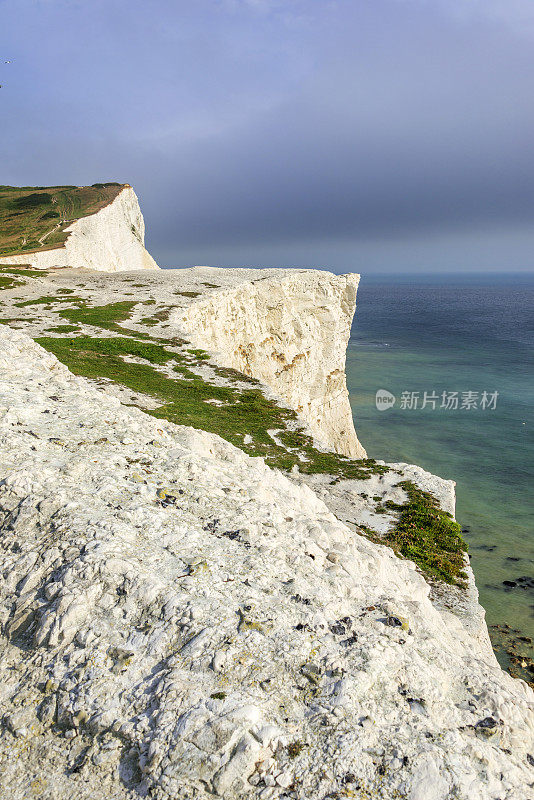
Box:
left=346, top=274, right=534, bottom=668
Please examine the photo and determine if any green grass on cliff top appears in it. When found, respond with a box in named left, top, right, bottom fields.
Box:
left=38, top=331, right=468, bottom=585
left=365, top=482, right=468, bottom=586
left=0, top=183, right=126, bottom=257
left=0, top=273, right=467, bottom=586
left=36, top=332, right=388, bottom=481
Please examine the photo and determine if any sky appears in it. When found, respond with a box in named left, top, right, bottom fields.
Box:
left=1, top=0, right=534, bottom=273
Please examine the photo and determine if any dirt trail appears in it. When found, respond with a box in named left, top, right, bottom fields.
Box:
left=37, top=221, right=64, bottom=246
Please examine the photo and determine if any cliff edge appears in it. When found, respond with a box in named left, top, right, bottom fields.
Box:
left=0, top=185, right=158, bottom=272
left=0, top=326, right=532, bottom=800
left=177, top=266, right=366, bottom=458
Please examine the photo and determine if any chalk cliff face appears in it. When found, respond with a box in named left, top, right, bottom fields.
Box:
left=177, top=267, right=366, bottom=458
left=0, top=186, right=159, bottom=272
left=0, top=326, right=533, bottom=800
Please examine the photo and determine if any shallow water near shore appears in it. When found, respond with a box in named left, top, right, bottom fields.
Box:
left=347, top=273, right=534, bottom=673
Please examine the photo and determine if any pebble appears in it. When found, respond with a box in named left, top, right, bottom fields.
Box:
left=276, top=772, right=293, bottom=788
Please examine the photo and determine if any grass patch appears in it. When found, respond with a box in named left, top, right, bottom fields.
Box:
left=367, top=481, right=468, bottom=586
left=46, top=324, right=81, bottom=333
left=59, top=299, right=136, bottom=328
left=175, top=290, right=200, bottom=298
left=0, top=276, right=25, bottom=290
left=287, top=741, right=306, bottom=759
left=0, top=317, right=37, bottom=324
left=14, top=295, right=85, bottom=307
left=57, top=300, right=152, bottom=340
left=0, top=265, right=48, bottom=278
left=138, top=306, right=173, bottom=326
left=187, top=348, right=210, bottom=360
left=212, top=364, right=260, bottom=385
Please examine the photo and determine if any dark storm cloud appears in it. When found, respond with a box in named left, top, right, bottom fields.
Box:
left=1, top=0, right=534, bottom=270
left=146, top=6, right=534, bottom=250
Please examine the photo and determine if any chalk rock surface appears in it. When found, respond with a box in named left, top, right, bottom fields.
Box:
left=177, top=266, right=366, bottom=458
left=0, top=326, right=533, bottom=800
left=0, top=186, right=158, bottom=272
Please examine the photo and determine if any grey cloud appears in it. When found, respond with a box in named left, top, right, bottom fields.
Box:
left=145, top=18, right=534, bottom=252
left=1, top=0, right=533, bottom=272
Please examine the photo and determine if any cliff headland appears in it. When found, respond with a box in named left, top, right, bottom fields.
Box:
left=0, top=184, right=158, bottom=272
left=0, top=186, right=532, bottom=799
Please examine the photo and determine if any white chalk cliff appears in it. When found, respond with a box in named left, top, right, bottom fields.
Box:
left=1, top=192, right=533, bottom=799
left=0, top=186, right=159, bottom=272
left=0, top=326, right=533, bottom=800
left=177, top=266, right=366, bottom=458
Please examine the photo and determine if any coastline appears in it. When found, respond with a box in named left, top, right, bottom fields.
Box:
left=347, top=273, right=534, bottom=680
left=0, top=204, right=532, bottom=796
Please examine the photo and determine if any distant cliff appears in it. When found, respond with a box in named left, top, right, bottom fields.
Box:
left=0, top=184, right=158, bottom=272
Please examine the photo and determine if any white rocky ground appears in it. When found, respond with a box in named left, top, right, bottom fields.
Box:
left=0, top=187, right=158, bottom=272
left=0, top=265, right=365, bottom=459
left=1, top=326, right=533, bottom=800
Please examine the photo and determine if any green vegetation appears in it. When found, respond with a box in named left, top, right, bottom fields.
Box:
left=287, top=741, right=306, bottom=759
left=34, top=333, right=387, bottom=480
left=55, top=299, right=154, bottom=341
left=0, top=275, right=25, bottom=290
left=0, top=317, right=37, bottom=325
left=46, top=324, right=80, bottom=333
left=175, top=290, right=201, bottom=298
left=212, top=364, right=260, bottom=386
left=14, top=295, right=85, bottom=307
left=187, top=348, right=210, bottom=360
left=58, top=299, right=136, bottom=332
left=138, top=306, right=173, bottom=326
left=0, top=265, right=48, bottom=278
left=0, top=275, right=468, bottom=587
left=369, top=481, right=468, bottom=586
left=0, top=183, right=125, bottom=256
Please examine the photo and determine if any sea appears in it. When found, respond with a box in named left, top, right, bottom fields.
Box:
left=347, top=273, right=534, bottom=673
